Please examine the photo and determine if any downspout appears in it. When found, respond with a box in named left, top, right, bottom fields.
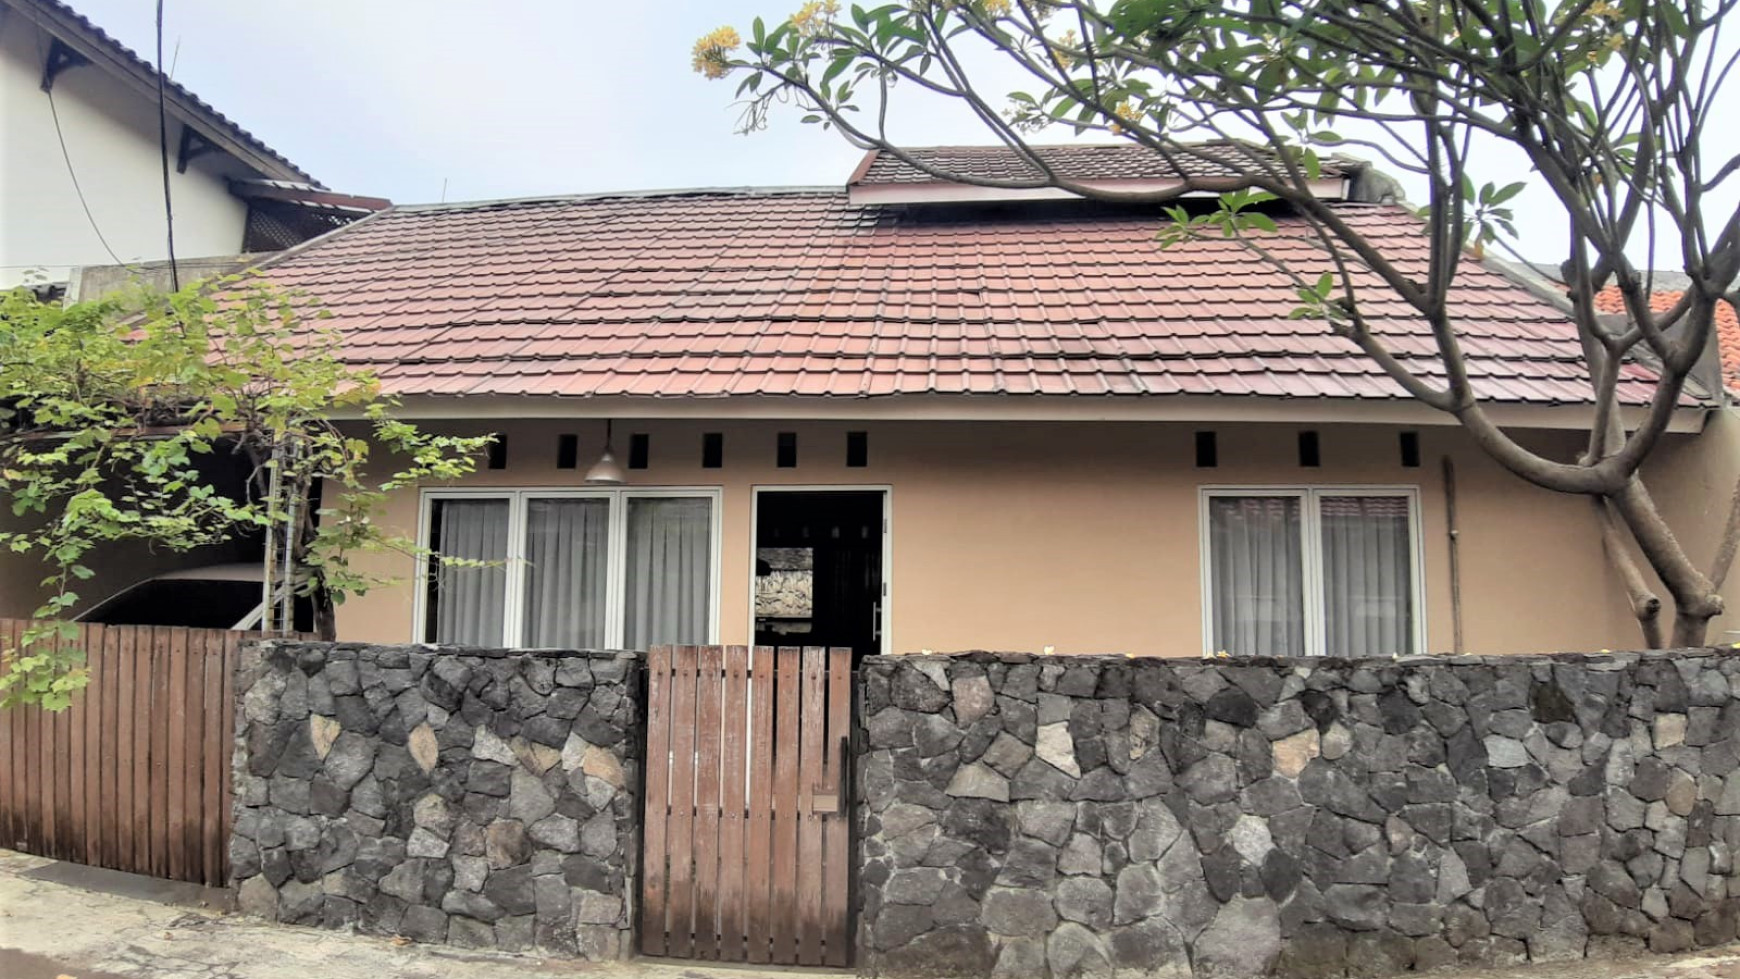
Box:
left=1442, top=456, right=1465, bottom=655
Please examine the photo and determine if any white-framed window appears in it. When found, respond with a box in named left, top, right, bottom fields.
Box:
left=416, top=488, right=721, bottom=649
left=1198, top=486, right=1424, bottom=658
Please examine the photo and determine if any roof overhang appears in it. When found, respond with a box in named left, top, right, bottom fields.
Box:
left=354, top=394, right=1708, bottom=434
left=9, top=0, right=313, bottom=183
left=846, top=176, right=1350, bottom=207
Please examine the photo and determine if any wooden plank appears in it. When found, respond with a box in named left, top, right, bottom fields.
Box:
left=796, top=647, right=827, bottom=966
left=717, top=645, right=750, bottom=961
left=132, top=626, right=153, bottom=877
left=691, top=644, right=723, bottom=960
left=770, top=646, right=802, bottom=964
left=639, top=646, right=673, bottom=958
left=664, top=645, right=699, bottom=959
left=823, top=647, right=854, bottom=966
left=149, top=625, right=171, bottom=879
left=0, top=619, right=17, bottom=849
left=95, top=625, right=115, bottom=869
left=184, top=628, right=209, bottom=886
left=81, top=624, right=104, bottom=867
left=744, top=646, right=776, bottom=965
left=46, top=626, right=64, bottom=860
left=167, top=627, right=191, bottom=882
left=203, top=631, right=225, bottom=886
left=219, top=633, right=238, bottom=883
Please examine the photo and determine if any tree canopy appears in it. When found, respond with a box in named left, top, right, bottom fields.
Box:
left=0, top=280, right=489, bottom=708
left=697, top=0, right=1740, bottom=648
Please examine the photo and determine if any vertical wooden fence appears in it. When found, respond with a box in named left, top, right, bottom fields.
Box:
left=0, top=619, right=266, bottom=887
left=640, top=644, right=856, bottom=967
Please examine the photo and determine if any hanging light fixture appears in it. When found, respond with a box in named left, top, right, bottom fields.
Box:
left=584, top=420, right=626, bottom=485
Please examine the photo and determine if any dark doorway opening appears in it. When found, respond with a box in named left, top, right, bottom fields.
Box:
left=754, top=490, right=884, bottom=662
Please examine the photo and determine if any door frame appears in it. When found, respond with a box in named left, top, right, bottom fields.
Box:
left=748, top=484, right=893, bottom=657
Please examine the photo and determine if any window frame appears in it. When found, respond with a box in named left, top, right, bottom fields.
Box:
left=1197, top=485, right=1426, bottom=658
left=415, top=486, right=723, bottom=649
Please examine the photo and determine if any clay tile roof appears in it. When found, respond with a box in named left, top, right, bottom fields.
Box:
left=1595, top=285, right=1740, bottom=393
left=253, top=187, right=1677, bottom=406
left=852, top=142, right=1348, bottom=186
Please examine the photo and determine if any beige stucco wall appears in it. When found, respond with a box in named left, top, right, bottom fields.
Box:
left=1643, top=408, right=1740, bottom=642
left=332, top=418, right=1636, bottom=657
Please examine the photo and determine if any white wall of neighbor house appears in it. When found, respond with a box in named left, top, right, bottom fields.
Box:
left=332, top=418, right=1643, bottom=657
left=0, top=8, right=250, bottom=288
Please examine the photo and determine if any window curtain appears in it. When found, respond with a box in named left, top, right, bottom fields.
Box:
left=523, top=498, right=610, bottom=648
left=1208, top=496, right=1305, bottom=656
left=1321, top=496, right=1414, bottom=657
left=431, top=499, right=509, bottom=645
left=622, top=497, right=712, bottom=649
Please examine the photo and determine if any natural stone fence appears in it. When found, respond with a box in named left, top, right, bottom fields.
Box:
left=855, top=649, right=1740, bottom=979
left=229, top=641, right=641, bottom=959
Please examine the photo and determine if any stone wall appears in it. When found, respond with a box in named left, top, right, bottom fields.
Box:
left=857, top=650, right=1740, bottom=979
left=230, top=641, right=641, bottom=959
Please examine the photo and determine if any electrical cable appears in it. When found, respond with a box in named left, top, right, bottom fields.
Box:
left=154, top=0, right=179, bottom=291
left=26, top=11, right=128, bottom=269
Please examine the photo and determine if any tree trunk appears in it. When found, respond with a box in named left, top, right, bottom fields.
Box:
left=1608, top=477, right=1724, bottom=648
left=1595, top=498, right=1665, bottom=649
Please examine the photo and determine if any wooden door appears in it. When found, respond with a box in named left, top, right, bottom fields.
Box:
left=640, top=645, right=855, bottom=966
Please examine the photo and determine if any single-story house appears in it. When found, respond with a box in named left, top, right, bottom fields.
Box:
left=10, top=144, right=1740, bottom=658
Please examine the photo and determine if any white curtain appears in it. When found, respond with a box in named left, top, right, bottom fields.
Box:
left=1321, top=496, right=1414, bottom=657
left=431, top=499, right=509, bottom=645
left=622, top=497, right=712, bottom=649
left=1208, top=496, right=1305, bottom=656
left=523, top=498, right=610, bottom=648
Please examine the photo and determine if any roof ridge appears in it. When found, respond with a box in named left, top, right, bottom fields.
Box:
left=389, top=186, right=845, bottom=214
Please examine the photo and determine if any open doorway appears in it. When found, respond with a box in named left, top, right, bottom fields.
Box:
left=753, top=489, right=887, bottom=661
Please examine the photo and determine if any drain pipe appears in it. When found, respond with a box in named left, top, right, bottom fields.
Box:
left=1442, top=456, right=1465, bottom=655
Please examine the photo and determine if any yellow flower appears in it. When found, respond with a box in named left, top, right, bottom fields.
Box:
left=1108, top=98, right=1139, bottom=135
left=691, top=26, right=742, bottom=80
left=791, top=0, right=841, bottom=36
left=979, top=0, right=1012, bottom=16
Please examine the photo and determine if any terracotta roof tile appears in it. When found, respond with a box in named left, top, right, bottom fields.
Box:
left=1596, top=285, right=1740, bottom=393
left=853, top=142, right=1345, bottom=186
left=253, top=189, right=1682, bottom=407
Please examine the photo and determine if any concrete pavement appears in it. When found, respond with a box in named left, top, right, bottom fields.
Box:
left=2, top=848, right=1738, bottom=979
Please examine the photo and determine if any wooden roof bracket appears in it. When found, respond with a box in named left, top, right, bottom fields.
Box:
left=177, top=124, right=220, bottom=174
left=39, top=37, right=88, bottom=92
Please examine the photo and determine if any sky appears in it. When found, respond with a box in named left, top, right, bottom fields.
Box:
left=70, top=0, right=1739, bottom=267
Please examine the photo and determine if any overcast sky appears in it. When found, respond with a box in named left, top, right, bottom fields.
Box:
left=73, top=0, right=1737, bottom=267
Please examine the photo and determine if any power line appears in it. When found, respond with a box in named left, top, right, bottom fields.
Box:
left=27, top=11, right=128, bottom=269
left=154, top=0, right=179, bottom=291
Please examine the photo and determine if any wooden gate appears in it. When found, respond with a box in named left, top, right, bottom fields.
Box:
left=640, top=644, right=855, bottom=966
left=0, top=619, right=284, bottom=887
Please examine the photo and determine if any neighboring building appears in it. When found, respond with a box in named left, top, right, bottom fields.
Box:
left=1592, top=277, right=1740, bottom=394
left=0, top=0, right=384, bottom=295
left=5, top=144, right=1735, bottom=658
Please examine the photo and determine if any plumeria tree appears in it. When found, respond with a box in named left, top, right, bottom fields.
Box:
left=0, top=280, right=490, bottom=708
left=696, top=0, right=1740, bottom=649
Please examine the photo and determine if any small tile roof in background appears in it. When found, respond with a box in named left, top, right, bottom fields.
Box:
left=853, top=142, right=1348, bottom=186
left=1595, top=286, right=1740, bottom=394
left=256, top=187, right=1667, bottom=406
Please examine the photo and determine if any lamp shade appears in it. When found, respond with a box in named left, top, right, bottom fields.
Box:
left=584, top=445, right=626, bottom=484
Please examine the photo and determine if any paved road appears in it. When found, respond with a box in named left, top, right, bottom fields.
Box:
left=2, top=848, right=1738, bottom=979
